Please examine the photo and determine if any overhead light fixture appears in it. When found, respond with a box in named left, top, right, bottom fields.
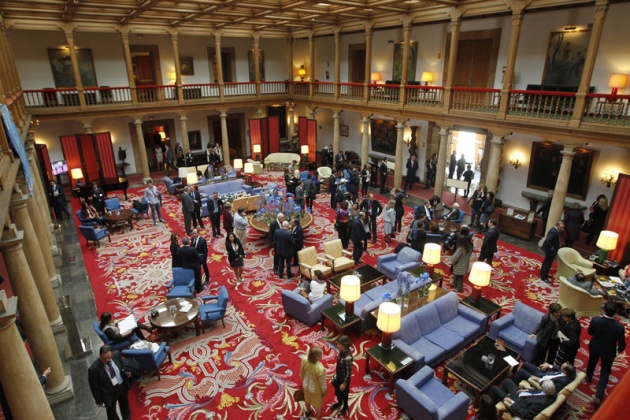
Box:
left=298, top=65, right=307, bottom=81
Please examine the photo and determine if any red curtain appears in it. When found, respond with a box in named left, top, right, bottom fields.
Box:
left=60, top=135, right=81, bottom=187
left=268, top=116, right=280, bottom=154
left=307, top=119, right=317, bottom=162
left=298, top=116, right=308, bottom=148
left=36, top=143, right=53, bottom=181
left=79, top=134, right=99, bottom=184
left=249, top=119, right=262, bottom=159
left=606, top=173, right=630, bottom=262
left=95, top=132, right=117, bottom=179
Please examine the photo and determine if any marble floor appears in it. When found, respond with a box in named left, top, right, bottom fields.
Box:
left=48, top=182, right=545, bottom=419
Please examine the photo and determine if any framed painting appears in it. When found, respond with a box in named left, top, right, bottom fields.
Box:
left=526, top=142, right=593, bottom=199
left=340, top=124, right=349, bottom=137
left=179, top=56, right=194, bottom=75
left=248, top=50, right=265, bottom=82
left=542, top=30, right=591, bottom=86
left=48, top=48, right=97, bottom=88
left=392, top=42, right=418, bottom=83
left=370, top=119, right=397, bottom=155
left=188, top=130, right=202, bottom=150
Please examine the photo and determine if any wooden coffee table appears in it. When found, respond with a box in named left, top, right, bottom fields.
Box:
left=102, top=209, right=134, bottom=232
left=442, top=335, right=518, bottom=404
left=326, top=265, right=387, bottom=294
left=149, top=298, right=200, bottom=343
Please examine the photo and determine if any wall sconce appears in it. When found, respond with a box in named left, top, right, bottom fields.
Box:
left=298, top=65, right=307, bottom=81
left=608, top=74, right=627, bottom=96
left=159, top=131, right=166, bottom=141
left=600, top=170, right=619, bottom=188
left=509, top=155, right=523, bottom=169
left=371, top=72, right=381, bottom=84
left=403, top=137, right=411, bottom=145
left=420, top=71, right=433, bottom=86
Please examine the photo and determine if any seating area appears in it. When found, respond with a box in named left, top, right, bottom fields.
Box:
left=489, top=301, right=544, bottom=362
left=165, top=268, right=196, bottom=299
left=377, top=246, right=422, bottom=279
left=199, top=286, right=229, bottom=333
left=92, top=321, right=137, bottom=351
left=297, top=246, right=332, bottom=280
left=263, top=152, right=301, bottom=169
left=281, top=288, right=334, bottom=326
left=78, top=225, right=110, bottom=248
left=558, top=275, right=604, bottom=317
left=122, top=342, right=172, bottom=381
left=322, top=239, right=355, bottom=273
left=556, top=247, right=596, bottom=279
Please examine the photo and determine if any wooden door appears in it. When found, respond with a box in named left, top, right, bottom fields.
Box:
left=348, top=44, right=366, bottom=83
left=132, top=54, right=156, bottom=86
left=452, top=39, right=494, bottom=87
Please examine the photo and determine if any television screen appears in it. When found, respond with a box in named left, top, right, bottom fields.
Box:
left=51, top=160, right=68, bottom=176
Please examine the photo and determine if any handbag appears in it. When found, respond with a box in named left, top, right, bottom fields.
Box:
left=293, top=388, right=305, bottom=402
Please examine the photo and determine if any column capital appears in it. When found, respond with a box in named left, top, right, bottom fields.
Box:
left=401, top=15, right=413, bottom=29
left=60, top=23, right=75, bottom=37
left=362, top=116, right=370, bottom=123
left=251, top=31, right=261, bottom=42
left=595, top=0, right=609, bottom=14
left=117, top=26, right=130, bottom=36
left=507, top=0, right=532, bottom=15
left=9, top=192, right=28, bottom=210
left=333, top=26, right=342, bottom=36
left=0, top=225, right=24, bottom=253
left=492, top=137, right=506, bottom=145
left=439, top=128, right=450, bottom=136
left=332, top=110, right=340, bottom=119
left=179, top=114, right=188, bottom=121
left=560, top=149, right=576, bottom=158
left=212, top=29, right=224, bottom=40
left=0, top=297, right=18, bottom=331
left=307, top=30, right=315, bottom=40
left=396, top=121, right=406, bottom=129
left=133, top=118, right=143, bottom=126
left=448, top=8, right=463, bottom=23
left=363, top=20, right=375, bottom=32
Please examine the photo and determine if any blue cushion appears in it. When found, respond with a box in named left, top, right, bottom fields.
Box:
left=409, top=337, right=446, bottom=366
left=499, top=325, right=530, bottom=351
left=513, top=302, right=543, bottom=332
left=421, top=378, right=460, bottom=408
left=424, top=328, right=463, bottom=354
left=396, top=313, right=423, bottom=344
left=442, top=317, right=481, bottom=340
left=364, top=287, right=384, bottom=300
left=434, top=293, right=459, bottom=324
left=416, top=305, right=443, bottom=335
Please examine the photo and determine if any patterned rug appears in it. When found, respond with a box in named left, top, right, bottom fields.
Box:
left=77, top=171, right=629, bottom=420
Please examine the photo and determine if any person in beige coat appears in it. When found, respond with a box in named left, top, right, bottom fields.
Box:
left=450, top=234, right=473, bottom=292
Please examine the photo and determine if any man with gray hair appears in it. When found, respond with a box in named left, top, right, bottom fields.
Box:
left=181, top=186, right=195, bottom=235
left=269, top=213, right=285, bottom=275
left=274, top=220, right=295, bottom=279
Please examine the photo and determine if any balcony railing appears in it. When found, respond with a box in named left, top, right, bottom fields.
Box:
left=22, top=82, right=629, bottom=128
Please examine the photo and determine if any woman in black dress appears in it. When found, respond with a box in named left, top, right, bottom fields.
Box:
left=555, top=307, right=582, bottom=366
left=226, top=232, right=245, bottom=282
left=170, top=233, right=181, bottom=268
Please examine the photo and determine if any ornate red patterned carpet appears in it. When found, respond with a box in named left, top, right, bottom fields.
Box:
left=77, top=172, right=628, bottom=420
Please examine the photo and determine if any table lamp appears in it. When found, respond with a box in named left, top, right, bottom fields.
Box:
left=186, top=172, right=198, bottom=186
left=608, top=74, right=627, bottom=96
left=298, top=65, right=307, bottom=81
left=252, top=144, right=261, bottom=161
left=422, top=243, right=441, bottom=277
left=371, top=72, right=381, bottom=85
left=234, top=158, right=243, bottom=178
left=71, top=168, right=84, bottom=186
left=243, top=162, right=254, bottom=184
left=300, top=145, right=309, bottom=163
left=340, top=275, right=360, bottom=318
left=377, top=302, right=401, bottom=350
left=596, top=230, right=618, bottom=263
left=469, top=261, right=492, bottom=303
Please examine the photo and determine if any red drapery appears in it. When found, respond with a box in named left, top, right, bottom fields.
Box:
left=298, top=117, right=308, bottom=148
left=268, top=116, right=280, bottom=154
left=249, top=119, right=262, bottom=159
left=606, top=173, right=630, bottom=262
left=95, top=132, right=117, bottom=179
left=262, top=118, right=271, bottom=155
left=37, top=143, right=53, bottom=181
left=60, top=135, right=81, bottom=187
left=79, top=134, right=99, bottom=183
left=307, top=119, right=317, bottom=162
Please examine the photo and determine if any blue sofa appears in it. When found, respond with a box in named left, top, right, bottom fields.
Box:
left=489, top=301, right=543, bottom=362
left=198, top=179, right=251, bottom=198
left=281, top=288, right=334, bottom=327
left=392, top=292, right=487, bottom=372
left=377, top=246, right=422, bottom=279
left=396, top=366, right=470, bottom=420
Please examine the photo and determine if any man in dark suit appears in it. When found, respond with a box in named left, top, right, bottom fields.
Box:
left=586, top=301, right=626, bottom=406
left=274, top=221, right=295, bottom=279
left=164, top=144, right=177, bottom=176
left=269, top=213, right=285, bottom=274
left=350, top=212, right=366, bottom=264
left=190, top=185, right=205, bottom=229
left=540, top=221, right=564, bottom=284
left=448, top=151, right=457, bottom=179
left=178, top=236, right=203, bottom=292
left=303, top=173, right=316, bottom=212
left=291, top=219, right=304, bottom=266
left=490, top=378, right=556, bottom=420
left=48, top=179, right=71, bottom=222
left=207, top=191, right=224, bottom=238
left=360, top=194, right=383, bottom=243
left=181, top=186, right=195, bottom=235
left=536, top=190, right=553, bottom=233
left=329, top=173, right=338, bottom=209
left=404, top=155, right=419, bottom=191
left=88, top=345, right=131, bottom=420
left=379, top=158, right=388, bottom=194
left=335, top=150, right=345, bottom=171
left=90, top=182, right=106, bottom=215
left=191, top=228, right=210, bottom=285
left=513, top=361, right=576, bottom=391
left=478, top=218, right=499, bottom=265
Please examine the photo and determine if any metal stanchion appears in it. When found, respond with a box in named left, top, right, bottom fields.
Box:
left=58, top=295, right=92, bottom=360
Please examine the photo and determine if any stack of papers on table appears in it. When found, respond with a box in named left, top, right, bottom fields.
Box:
left=180, top=301, right=193, bottom=313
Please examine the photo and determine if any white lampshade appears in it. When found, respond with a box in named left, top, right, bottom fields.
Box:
left=422, top=243, right=442, bottom=265
left=186, top=173, right=198, bottom=185
left=71, top=168, right=84, bottom=180
left=244, top=162, right=254, bottom=174
left=377, top=302, right=401, bottom=333
left=340, top=275, right=361, bottom=303
left=469, top=261, right=492, bottom=287
left=596, top=230, right=619, bottom=251
left=233, top=158, right=243, bottom=169
left=301, top=145, right=309, bottom=155
left=253, top=144, right=261, bottom=154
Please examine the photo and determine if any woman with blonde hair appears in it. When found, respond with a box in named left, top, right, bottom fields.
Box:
left=383, top=199, right=396, bottom=243
left=299, top=346, right=327, bottom=419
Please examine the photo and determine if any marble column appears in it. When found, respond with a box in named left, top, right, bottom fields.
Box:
left=485, top=137, right=505, bottom=194
left=133, top=118, right=151, bottom=183
left=332, top=111, right=340, bottom=159
left=220, top=111, right=230, bottom=167
left=434, top=129, right=450, bottom=197
left=253, top=32, right=261, bottom=97
left=179, top=114, right=190, bottom=151
left=398, top=18, right=412, bottom=105
left=308, top=32, right=315, bottom=97
left=26, top=137, right=54, bottom=231
left=361, top=116, right=370, bottom=168
left=288, top=106, right=295, bottom=137
left=287, top=37, right=294, bottom=94
left=0, top=227, right=73, bottom=404
left=393, top=122, right=405, bottom=189
left=499, top=2, right=527, bottom=115
left=546, top=149, right=575, bottom=234
left=0, top=297, right=55, bottom=419
left=309, top=108, right=316, bottom=120
left=10, top=193, right=63, bottom=333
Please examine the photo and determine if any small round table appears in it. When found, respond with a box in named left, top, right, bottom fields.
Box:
left=102, top=209, right=134, bottom=232
left=149, top=298, right=200, bottom=343
left=248, top=212, right=314, bottom=234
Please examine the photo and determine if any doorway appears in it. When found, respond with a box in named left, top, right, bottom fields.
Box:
left=443, top=29, right=501, bottom=88
left=207, top=113, right=245, bottom=162
left=348, top=44, right=366, bottom=83
left=130, top=45, right=163, bottom=101
left=128, top=119, right=176, bottom=173
left=208, top=47, right=236, bottom=82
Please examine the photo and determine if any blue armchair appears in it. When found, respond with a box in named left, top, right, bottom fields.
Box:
left=199, top=286, right=229, bottom=333
left=79, top=225, right=110, bottom=248
left=122, top=342, right=172, bottom=380
left=76, top=209, right=98, bottom=226
left=377, top=246, right=422, bottom=279
left=163, top=176, right=182, bottom=195
left=489, top=301, right=544, bottom=362
left=281, top=288, right=334, bottom=326
left=92, top=321, right=137, bottom=351
left=166, top=268, right=195, bottom=299
left=396, top=366, right=470, bottom=420
left=131, top=197, right=150, bottom=219
left=426, top=233, right=442, bottom=244
left=104, top=197, right=122, bottom=212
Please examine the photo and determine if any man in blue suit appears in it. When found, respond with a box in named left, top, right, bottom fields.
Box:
left=274, top=221, right=295, bottom=279
left=540, top=221, right=564, bottom=284
left=586, top=302, right=626, bottom=407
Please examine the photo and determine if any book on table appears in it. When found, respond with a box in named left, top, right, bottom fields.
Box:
left=118, top=314, right=137, bottom=335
